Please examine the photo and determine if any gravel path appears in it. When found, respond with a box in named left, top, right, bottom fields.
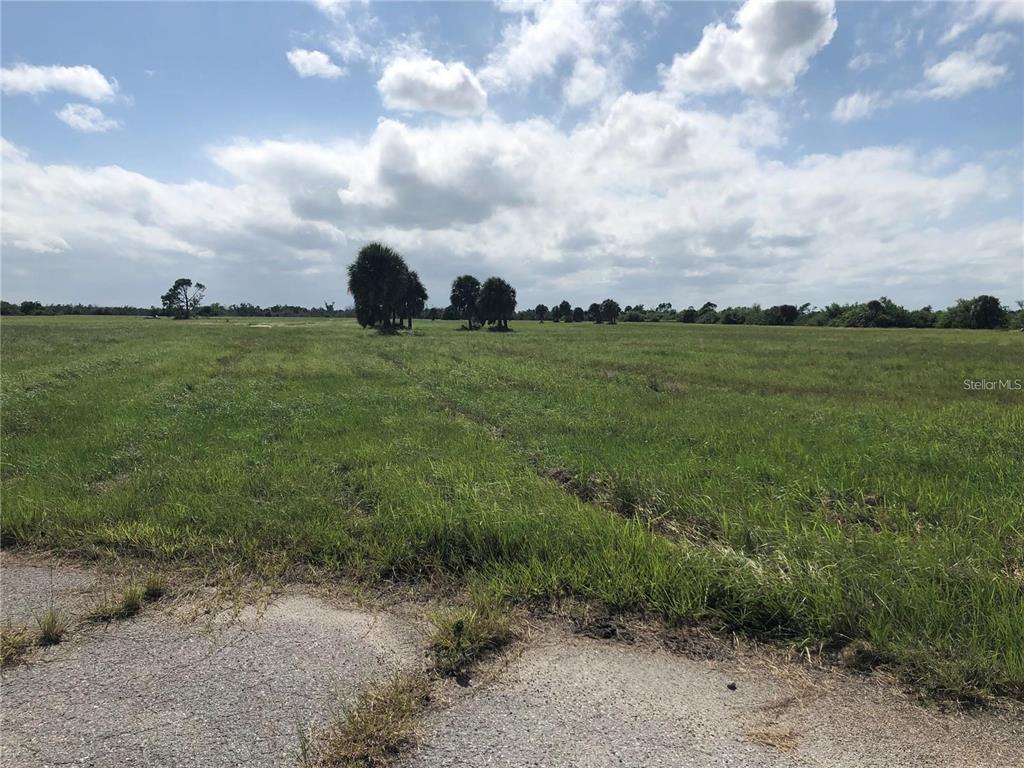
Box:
left=409, top=633, right=1024, bottom=768
left=1, top=560, right=422, bottom=767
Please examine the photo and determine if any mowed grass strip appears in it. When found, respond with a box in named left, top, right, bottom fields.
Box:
left=1, top=316, right=1021, bottom=698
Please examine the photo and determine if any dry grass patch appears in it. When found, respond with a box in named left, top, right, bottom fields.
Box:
left=0, top=626, right=35, bottom=667
left=746, top=726, right=800, bottom=752
left=306, top=671, right=432, bottom=767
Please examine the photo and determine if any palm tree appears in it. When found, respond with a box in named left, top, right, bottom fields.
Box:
left=477, top=277, right=517, bottom=330
left=450, top=275, right=481, bottom=329
left=401, top=271, right=428, bottom=329
left=347, top=242, right=408, bottom=329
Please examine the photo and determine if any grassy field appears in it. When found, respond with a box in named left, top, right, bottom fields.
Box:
left=1, top=316, right=1021, bottom=699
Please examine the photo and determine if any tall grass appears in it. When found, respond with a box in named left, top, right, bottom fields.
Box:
left=1, top=316, right=1020, bottom=697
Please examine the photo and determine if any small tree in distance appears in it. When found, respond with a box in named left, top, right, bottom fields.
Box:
left=587, top=302, right=603, bottom=323
left=161, top=278, right=206, bottom=319
left=450, top=275, right=481, bottom=329
left=601, top=298, right=621, bottom=324
left=477, top=277, right=517, bottom=330
left=558, top=300, right=572, bottom=323
left=535, top=303, right=549, bottom=322
left=572, top=306, right=585, bottom=322
left=400, top=271, right=428, bottom=329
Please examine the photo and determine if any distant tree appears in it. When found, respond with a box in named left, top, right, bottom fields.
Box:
left=587, top=302, right=603, bottom=323
left=696, top=301, right=718, bottom=323
left=451, top=275, right=482, bottom=329
left=600, top=299, right=621, bottom=324
left=18, top=300, right=43, bottom=315
left=558, top=300, right=572, bottom=323
left=763, top=304, right=799, bottom=325
left=347, top=243, right=408, bottom=329
left=943, top=295, right=1007, bottom=329
left=535, top=303, right=549, bottom=322
left=572, top=306, right=585, bottom=323
left=477, top=277, right=517, bottom=330
left=719, top=308, right=746, bottom=324
left=428, top=307, right=441, bottom=321
left=678, top=307, right=698, bottom=323
left=1, top=300, right=20, bottom=315
left=161, top=278, right=206, bottom=319
left=908, top=305, right=937, bottom=328
left=441, top=304, right=460, bottom=321
left=400, top=270, right=428, bottom=329
left=967, top=295, right=1008, bottom=329
left=655, top=302, right=673, bottom=313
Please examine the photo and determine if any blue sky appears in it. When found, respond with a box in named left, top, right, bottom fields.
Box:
left=2, top=1, right=1022, bottom=310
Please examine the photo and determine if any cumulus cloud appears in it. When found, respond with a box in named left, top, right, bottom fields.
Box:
left=661, top=0, right=837, bottom=96
left=0, top=63, right=118, bottom=101
left=831, top=91, right=881, bottom=123
left=480, top=0, right=625, bottom=91
left=920, top=32, right=1013, bottom=99
left=4, top=87, right=1018, bottom=309
left=286, top=48, right=346, bottom=79
left=55, top=103, right=121, bottom=132
left=564, top=58, right=610, bottom=107
left=377, top=57, right=487, bottom=116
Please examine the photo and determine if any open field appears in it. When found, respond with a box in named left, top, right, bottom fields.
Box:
left=1, top=317, right=1022, bottom=699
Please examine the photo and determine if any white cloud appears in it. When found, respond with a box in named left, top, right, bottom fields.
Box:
left=286, top=48, right=346, bottom=79
left=0, top=63, right=118, bottom=101
left=564, top=58, right=610, bottom=107
left=377, top=57, right=487, bottom=116
left=940, top=1, right=1024, bottom=45
left=4, top=89, right=1017, bottom=309
left=920, top=32, right=1013, bottom=99
left=480, top=0, right=626, bottom=91
left=848, top=51, right=881, bottom=72
left=55, top=103, right=121, bottom=132
left=831, top=91, right=880, bottom=123
left=662, top=0, right=837, bottom=96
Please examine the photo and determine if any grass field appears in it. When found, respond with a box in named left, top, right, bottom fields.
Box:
left=1, top=316, right=1021, bottom=699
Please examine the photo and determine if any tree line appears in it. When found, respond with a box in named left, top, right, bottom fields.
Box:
left=3, top=252, right=1019, bottom=331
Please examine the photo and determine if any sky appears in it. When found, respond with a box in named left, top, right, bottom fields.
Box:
left=1, top=0, right=1022, bottom=311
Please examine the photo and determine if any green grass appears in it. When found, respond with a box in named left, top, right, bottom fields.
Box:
left=429, top=603, right=518, bottom=678
left=36, top=608, right=70, bottom=646
left=1, top=316, right=1021, bottom=698
left=86, top=585, right=145, bottom=622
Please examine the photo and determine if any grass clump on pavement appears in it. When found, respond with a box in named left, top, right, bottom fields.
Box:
left=429, top=604, right=518, bottom=678
left=87, top=584, right=145, bottom=622
left=306, top=672, right=432, bottom=767
left=0, top=626, right=35, bottom=667
left=142, top=573, right=167, bottom=601
left=35, top=608, right=70, bottom=646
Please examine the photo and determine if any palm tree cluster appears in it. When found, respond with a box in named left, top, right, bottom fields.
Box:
left=347, top=243, right=428, bottom=330
left=450, top=274, right=517, bottom=331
